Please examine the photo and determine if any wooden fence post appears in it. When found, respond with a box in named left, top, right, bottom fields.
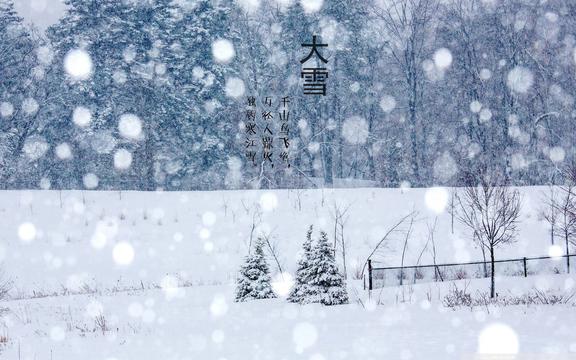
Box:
left=523, top=257, right=527, bottom=277
left=368, top=259, right=373, bottom=291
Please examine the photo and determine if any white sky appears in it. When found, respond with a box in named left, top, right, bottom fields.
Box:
left=13, top=0, right=67, bottom=30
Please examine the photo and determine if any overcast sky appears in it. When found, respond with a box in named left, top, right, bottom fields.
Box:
left=14, top=0, right=67, bottom=30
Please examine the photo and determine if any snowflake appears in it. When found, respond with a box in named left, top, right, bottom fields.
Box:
left=73, top=106, right=92, bottom=127
left=23, top=136, right=49, bottom=160
left=114, top=148, right=133, bottom=170
left=83, top=173, right=99, bottom=189
left=64, top=49, right=93, bottom=80
left=424, top=187, right=449, bottom=214
left=300, top=0, right=323, bottom=14
left=0, top=102, right=14, bottom=118
left=118, top=114, right=143, bottom=140
left=506, top=66, right=533, bottom=94
left=433, top=48, right=452, bottom=69
left=22, top=97, right=39, bottom=115
left=342, top=116, right=369, bottom=145
left=225, top=77, right=246, bottom=98
left=549, top=146, right=565, bottom=163
left=212, top=39, right=235, bottom=64
left=18, top=222, right=36, bottom=242
left=379, top=95, right=396, bottom=113
left=113, top=242, right=135, bottom=265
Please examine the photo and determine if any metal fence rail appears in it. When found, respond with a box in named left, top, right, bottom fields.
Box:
left=367, top=254, right=576, bottom=290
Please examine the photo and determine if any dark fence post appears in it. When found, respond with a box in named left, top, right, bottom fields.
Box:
left=368, top=259, right=373, bottom=291
left=523, top=257, right=527, bottom=277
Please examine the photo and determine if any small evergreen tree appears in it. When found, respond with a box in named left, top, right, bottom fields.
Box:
left=287, top=225, right=314, bottom=303
left=305, top=231, right=349, bottom=305
left=234, top=237, right=276, bottom=302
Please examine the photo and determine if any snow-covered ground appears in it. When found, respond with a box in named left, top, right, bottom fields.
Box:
left=0, top=187, right=574, bottom=358
left=1, top=276, right=575, bottom=359
left=0, top=187, right=557, bottom=293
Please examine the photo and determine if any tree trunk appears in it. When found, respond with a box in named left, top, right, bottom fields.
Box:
left=490, top=246, right=496, bottom=298
left=340, top=225, right=347, bottom=280
left=322, top=133, right=333, bottom=186
left=481, top=243, right=488, bottom=278
left=321, top=102, right=333, bottom=187
left=566, top=230, right=570, bottom=274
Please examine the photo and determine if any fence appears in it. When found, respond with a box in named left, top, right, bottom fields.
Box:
left=366, top=254, right=576, bottom=290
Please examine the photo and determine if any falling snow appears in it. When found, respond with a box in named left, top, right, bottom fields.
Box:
left=225, top=77, right=246, bottom=98
left=424, top=187, right=449, bottom=214
left=0, top=101, right=14, bottom=118
left=55, top=143, right=72, bottom=160
left=83, top=173, right=99, bottom=189
left=22, top=97, right=39, bottom=115
left=23, top=136, right=49, bottom=160
left=341, top=116, right=369, bottom=145
left=112, top=242, right=135, bottom=265
left=1, top=1, right=575, bottom=359
left=433, top=48, right=452, bottom=69
left=17, top=222, right=36, bottom=242
left=507, top=66, right=534, bottom=94
left=212, top=39, right=235, bottom=64
left=118, top=114, right=143, bottom=140
left=72, top=106, right=92, bottom=127
left=113, top=148, right=133, bottom=170
left=300, top=0, right=323, bottom=14
left=379, top=95, right=397, bottom=113
left=64, top=49, right=93, bottom=80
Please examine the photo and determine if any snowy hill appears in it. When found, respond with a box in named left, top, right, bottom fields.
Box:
left=0, top=186, right=557, bottom=295
left=0, top=187, right=574, bottom=359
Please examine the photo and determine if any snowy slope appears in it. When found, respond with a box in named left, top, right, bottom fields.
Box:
left=0, top=187, right=573, bottom=359
left=0, top=275, right=575, bottom=360
left=0, top=186, right=555, bottom=295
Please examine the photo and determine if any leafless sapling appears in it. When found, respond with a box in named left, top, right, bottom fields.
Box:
left=456, top=180, right=522, bottom=298
left=556, top=165, right=576, bottom=273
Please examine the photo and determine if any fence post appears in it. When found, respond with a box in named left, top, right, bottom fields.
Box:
left=368, top=259, right=373, bottom=291
left=523, top=257, right=527, bottom=277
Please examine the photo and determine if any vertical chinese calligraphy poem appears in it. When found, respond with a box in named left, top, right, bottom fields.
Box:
left=244, top=95, right=258, bottom=166
left=278, top=96, right=291, bottom=168
left=261, top=96, right=274, bottom=167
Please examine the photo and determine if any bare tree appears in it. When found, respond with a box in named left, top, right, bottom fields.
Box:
left=456, top=178, right=522, bottom=298
left=247, top=204, right=262, bottom=253
left=448, top=189, right=456, bottom=234
left=370, top=0, right=438, bottom=184
left=0, top=270, right=12, bottom=301
left=399, top=213, right=416, bottom=286
left=361, top=211, right=419, bottom=278
left=425, top=217, right=443, bottom=282
left=539, top=186, right=559, bottom=246
left=556, top=165, right=576, bottom=273
left=331, top=201, right=352, bottom=279
left=260, top=230, right=284, bottom=274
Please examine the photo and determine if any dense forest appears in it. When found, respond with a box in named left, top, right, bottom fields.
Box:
left=1, top=0, right=575, bottom=190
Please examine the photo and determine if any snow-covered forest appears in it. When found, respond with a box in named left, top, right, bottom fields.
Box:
left=2, top=0, right=576, bottom=190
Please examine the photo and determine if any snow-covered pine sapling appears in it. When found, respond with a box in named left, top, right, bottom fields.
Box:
left=304, top=231, right=349, bottom=306
left=287, top=225, right=314, bottom=303
left=234, top=237, right=276, bottom=302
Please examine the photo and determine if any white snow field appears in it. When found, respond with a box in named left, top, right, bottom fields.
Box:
left=0, top=187, right=574, bottom=359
